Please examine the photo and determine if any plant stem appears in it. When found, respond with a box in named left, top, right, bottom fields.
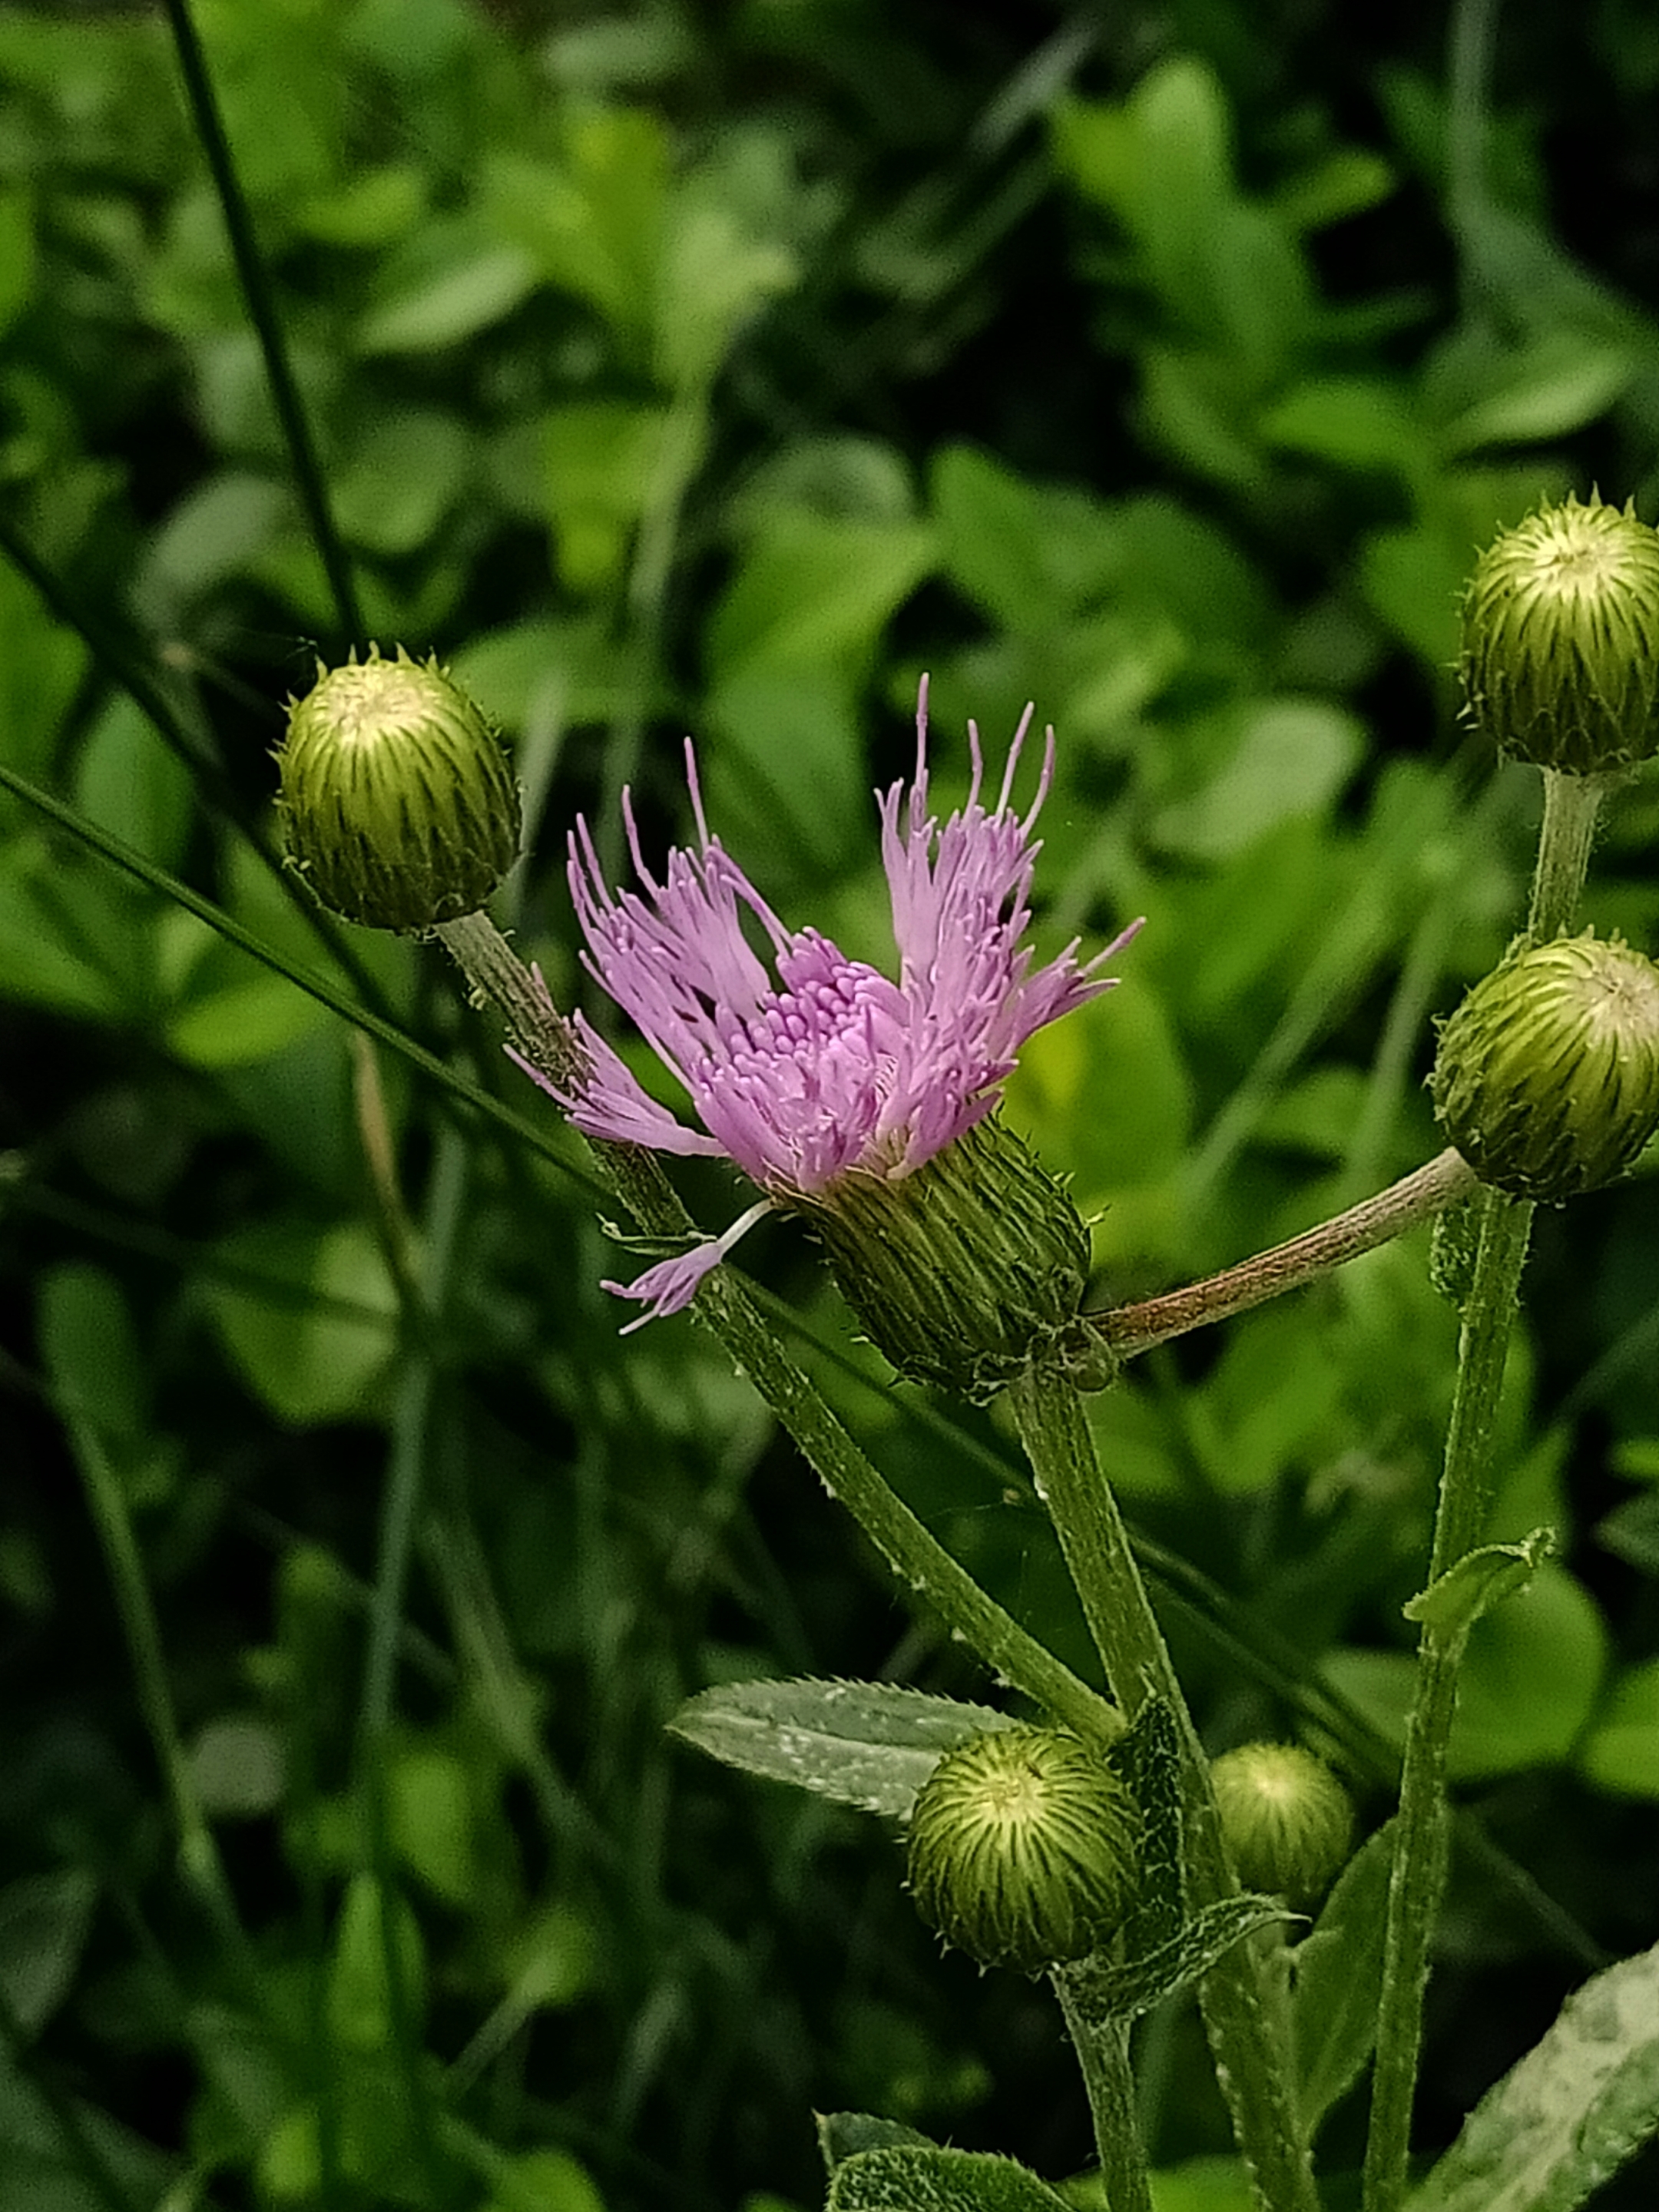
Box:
left=1361, top=766, right=1599, bottom=2212
left=69, top=1415, right=253, bottom=1974
left=1089, top=1149, right=1475, bottom=1361
left=432, top=911, right=1123, bottom=1750
left=354, top=1125, right=470, bottom=2208
left=1008, top=1369, right=1319, bottom=2212
left=161, top=0, right=363, bottom=644
left=1527, top=770, right=1604, bottom=940
left=1052, top=1967, right=1154, bottom=2212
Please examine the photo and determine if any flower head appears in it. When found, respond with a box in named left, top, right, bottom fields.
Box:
left=525, top=678, right=1139, bottom=1339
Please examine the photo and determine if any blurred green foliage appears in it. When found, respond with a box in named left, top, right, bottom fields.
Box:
left=2, top=2, right=1659, bottom=2208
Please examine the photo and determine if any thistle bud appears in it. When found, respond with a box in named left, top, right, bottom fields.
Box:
left=1460, top=496, right=1659, bottom=775
left=1209, top=1742, right=1353, bottom=1910
left=905, top=1727, right=1141, bottom=1975
left=278, top=648, right=521, bottom=932
left=800, top=1118, right=1097, bottom=1402
left=1430, top=932, right=1659, bottom=1202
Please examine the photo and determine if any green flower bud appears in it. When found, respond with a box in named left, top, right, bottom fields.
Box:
left=800, top=1118, right=1100, bottom=1402
left=1210, top=1742, right=1353, bottom=1910
left=1430, top=932, right=1659, bottom=1202
left=278, top=647, right=521, bottom=932
left=1460, top=495, right=1659, bottom=775
left=906, top=1727, right=1141, bottom=1975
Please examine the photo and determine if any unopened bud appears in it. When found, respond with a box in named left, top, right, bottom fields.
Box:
left=1210, top=1742, right=1353, bottom=1909
left=1460, top=496, right=1659, bottom=776
left=905, top=1727, right=1141, bottom=1975
left=1431, top=932, right=1659, bottom=1202
left=278, top=647, right=521, bottom=932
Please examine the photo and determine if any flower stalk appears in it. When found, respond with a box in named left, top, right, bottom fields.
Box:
left=1361, top=754, right=1601, bottom=2212
left=1008, top=1366, right=1320, bottom=2212
left=1089, top=1148, right=1476, bottom=1362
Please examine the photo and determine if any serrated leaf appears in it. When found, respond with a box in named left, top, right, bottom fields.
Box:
left=829, top=2146, right=1072, bottom=2212
left=818, top=2114, right=937, bottom=2177
left=670, top=1681, right=1019, bottom=1817
left=1404, top=1527, right=1555, bottom=1641
left=1406, top=1936, right=1659, bottom=2212
left=1291, top=1820, right=1396, bottom=2137
left=1061, top=1895, right=1291, bottom=2026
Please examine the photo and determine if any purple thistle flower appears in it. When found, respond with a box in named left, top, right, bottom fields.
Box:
left=524, top=677, right=1141, bottom=1328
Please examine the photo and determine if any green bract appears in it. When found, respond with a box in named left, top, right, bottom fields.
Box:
left=1431, top=932, right=1659, bottom=1203
left=905, top=1727, right=1141, bottom=1974
left=1209, top=1742, right=1354, bottom=1910
left=1460, top=496, right=1659, bottom=776
left=802, top=1118, right=1105, bottom=1402
left=278, top=649, right=522, bottom=932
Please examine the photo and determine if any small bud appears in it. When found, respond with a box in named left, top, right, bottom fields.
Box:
left=906, top=1727, right=1141, bottom=1975
left=800, top=1118, right=1095, bottom=1402
left=278, top=647, right=521, bottom=932
left=1460, top=495, right=1659, bottom=775
left=1210, top=1742, right=1353, bottom=1910
left=1430, top=932, right=1659, bottom=1202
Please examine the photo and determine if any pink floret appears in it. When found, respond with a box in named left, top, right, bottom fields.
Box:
left=526, top=676, right=1141, bottom=1322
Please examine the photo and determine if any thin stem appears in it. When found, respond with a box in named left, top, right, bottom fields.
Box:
left=69, top=1414, right=253, bottom=1972
left=1008, top=1369, right=1318, bottom=2212
left=161, top=0, right=363, bottom=644
left=1363, top=763, right=1599, bottom=2212
left=1526, top=770, right=1604, bottom=941
left=1090, top=1149, right=1475, bottom=1360
left=1051, top=1967, right=1154, bottom=2212
left=355, top=1128, right=470, bottom=2205
left=1361, top=1187, right=1532, bottom=2212
left=432, top=910, right=1122, bottom=1749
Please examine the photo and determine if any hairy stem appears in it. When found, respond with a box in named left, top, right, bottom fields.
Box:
left=1363, top=766, right=1596, bottom=2212
left=1008, top=1369, right=1319, bottom=2212
left=1052, top=1967, right=1154, bottom=2212
left=1091, top=1149, right=1475, bottom=1361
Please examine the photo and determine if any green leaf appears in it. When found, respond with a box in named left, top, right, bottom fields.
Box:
left=668, top=1679, right=1020, bottom=1817
left=1153, top=697, right=1363, bottom=859
left=819, top=2114, right=938, bottom=2176
left=1290, top=1820, right=1396, bottom=2137
left=478, top=2148, right=607, bottom=2212
left=0, top=189, right=35, bottom=339
left=706, top=515, right=936, bottom=680
left=0, top=1870, right=98, bottom=2038
left=355, top=214, right=539, bottom=355
left=1064, top=1896, right=1291, bottom=2026
left=1404, top=1527, right=1556, bottom=1642
left=1259, top=377, right=1422, bottom=474
left=1438, top=332, right=1634, bottom=455
left=37, top=1263, right=148, bottom=1442
left=703, top=667, right=870, bottom=882
left=203, top=1219, right=398, bottom=1427
left=1578, top=1657, right=1659, bottom=1799
left=1406, top=1936, right=1659, bottom=2212
left=332, top=409, right=473, bottom=556
left=326, top=1874, right=425, bottom=2054
left=829, top=2146, right=1071, bottom=2212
